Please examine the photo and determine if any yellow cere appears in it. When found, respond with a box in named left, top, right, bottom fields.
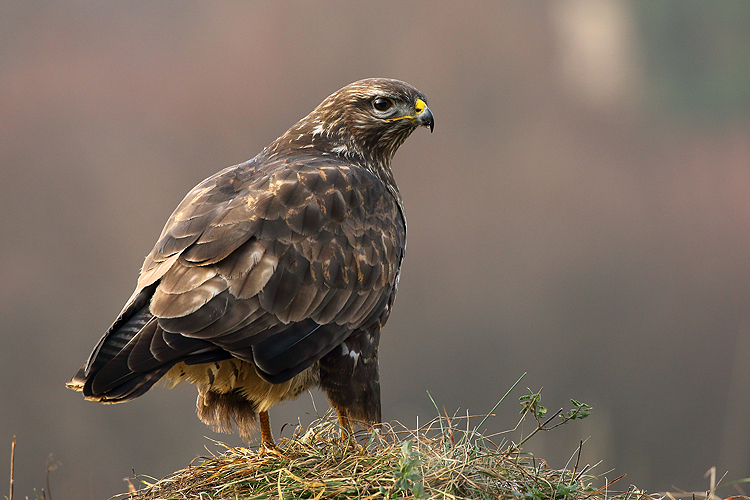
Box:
left=385, top=98, right=426, bottom=122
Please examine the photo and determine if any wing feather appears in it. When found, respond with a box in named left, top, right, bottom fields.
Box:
left=157, top=290, right=231, bottom=334
left=231, top=253, right=278, bottom=299
left=158, top=261, right=218, bottom=295
left=312, top=288, right=354, bottom=324
left=277, top=282, right=318, bottom=323
left=216, top=239, right=265, bottom=279
left=150, top=276, right=228, bottom=318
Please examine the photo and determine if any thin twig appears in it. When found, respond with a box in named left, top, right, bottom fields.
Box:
left=572, top=439, right=583, bottom=482
left=9, top=435, right=15, bottom=500
left=517, top=408, right=564, bottom=447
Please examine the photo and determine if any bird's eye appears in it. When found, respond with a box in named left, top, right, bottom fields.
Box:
left=372, top=97, right=394, bottom=112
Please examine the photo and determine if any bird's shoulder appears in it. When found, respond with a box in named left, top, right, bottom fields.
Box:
left=138, top=153, right=405, bottom=290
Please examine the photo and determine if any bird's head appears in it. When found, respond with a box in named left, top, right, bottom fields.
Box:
left=271, top=78, right=433, bottom=177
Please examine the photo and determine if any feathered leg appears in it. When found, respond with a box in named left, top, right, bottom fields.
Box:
left=320, top=327, right=382, bottom=443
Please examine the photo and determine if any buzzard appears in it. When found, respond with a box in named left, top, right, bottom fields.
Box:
left=67, top=78, right=433, bottom=447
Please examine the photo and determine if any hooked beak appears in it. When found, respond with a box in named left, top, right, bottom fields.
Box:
left=414, top=98, right=434, bottom=132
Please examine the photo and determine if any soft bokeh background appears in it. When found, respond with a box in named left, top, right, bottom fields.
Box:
left=2, top=1, right=750, bottom=498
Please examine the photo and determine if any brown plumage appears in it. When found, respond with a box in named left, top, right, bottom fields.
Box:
left=67, top=78, right=434, bottom=445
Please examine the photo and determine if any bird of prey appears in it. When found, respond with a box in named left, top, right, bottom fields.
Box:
left=67, top=78, right=433, bottom=447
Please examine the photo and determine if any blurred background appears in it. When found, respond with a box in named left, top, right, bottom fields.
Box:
left=2, top=1, right=750, bottom=498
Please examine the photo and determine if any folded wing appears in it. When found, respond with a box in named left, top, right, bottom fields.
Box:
left=69, top=155, right=406, bottom=403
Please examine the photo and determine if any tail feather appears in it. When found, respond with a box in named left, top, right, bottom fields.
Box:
left=69, top=283, right=225, bottom=403
left=94, top=366, right=173, bottom=402
left=83, top=284, right=157, bottom=376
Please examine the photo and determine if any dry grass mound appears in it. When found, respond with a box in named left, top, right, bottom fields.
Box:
left=122, top=406, right=652, bottom=500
